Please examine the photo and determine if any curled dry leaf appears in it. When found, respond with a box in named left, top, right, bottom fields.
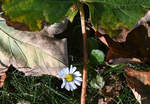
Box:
left=98, top=24, right=150, bottom=64
left=125, top=67, right=150, bottom=104
left=97, top=11, right=150, bottom=64
left=0, top=17, right=68, bottom=78
left=43, top=18, right=68, bottom=37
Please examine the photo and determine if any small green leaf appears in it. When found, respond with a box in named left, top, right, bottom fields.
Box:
left=66, top=4, right=78, bottom=22
left=90, top=75, right=105, bottom=89
left=90, top=49, right=105, bottom=65
left=1, top=0, right=75, bottom=31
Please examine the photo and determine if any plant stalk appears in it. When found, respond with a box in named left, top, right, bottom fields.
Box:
left=79, top=3, right=87, bottom=104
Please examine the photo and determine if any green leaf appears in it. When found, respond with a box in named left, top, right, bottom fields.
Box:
left=66, top=4, right=78, bottom=22
left=90, top=75, right=105, bottom=89
left=90, top=49, right=105, bottom=65
left=1, top=0, right=75, bottom=31
left=0, top=17, right=68, bottom=77
left=86, top=0, right=150, bottom=37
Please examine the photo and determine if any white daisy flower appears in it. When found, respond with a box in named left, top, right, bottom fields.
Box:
left=58, top=65, right=82, bottom=91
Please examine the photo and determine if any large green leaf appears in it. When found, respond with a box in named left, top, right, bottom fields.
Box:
left=1, top=0, right=74, bottom=30
left=86, top=0, right=150, bottom=37
left=83, top=0, right=149, bottom=5
left=0, top=17, right=68, bottom=77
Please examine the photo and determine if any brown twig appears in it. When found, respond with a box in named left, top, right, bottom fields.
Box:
left=79, top=3, right=87, bottom=104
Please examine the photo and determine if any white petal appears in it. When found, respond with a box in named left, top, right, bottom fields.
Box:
left=65, top=82, right=70, bottom=91
left=69, top=82, right=77, bottom=90
left=75, top=77, right=83, bottom=82
left=58, top=70, right=65, bottom=78
left=74, top=80, right=81, bottom=86
left=61, top=79, right=66, bottom=88
left=70, top=65, right=73, bottom=70
left=70, top=86, right=74, bottom=91
left=73, top=71, right=81, bottom=76
left=70, top=65, right=77, bottom=74
left=58, top=67, right=69, bottom=78
left=64, top=68, right=69, bottom=74
left=70, top=86, right=73, bottom=91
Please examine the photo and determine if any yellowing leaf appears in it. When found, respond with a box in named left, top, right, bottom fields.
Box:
left=1, top=0, right=74, bottom=30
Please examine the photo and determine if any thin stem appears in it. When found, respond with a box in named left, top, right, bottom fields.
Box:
left=79, top=3, right=87, bottom=104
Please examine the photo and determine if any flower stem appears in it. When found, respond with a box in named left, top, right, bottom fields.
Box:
left=79, top=3, right=87, bottom=104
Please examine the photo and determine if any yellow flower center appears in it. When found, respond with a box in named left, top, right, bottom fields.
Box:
left=65, top=74, right=74, bottom=82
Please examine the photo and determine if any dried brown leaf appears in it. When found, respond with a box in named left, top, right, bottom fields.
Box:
left=125, top=67, right=150, bottom=104
left=0, top=17, right=68, bottom=78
